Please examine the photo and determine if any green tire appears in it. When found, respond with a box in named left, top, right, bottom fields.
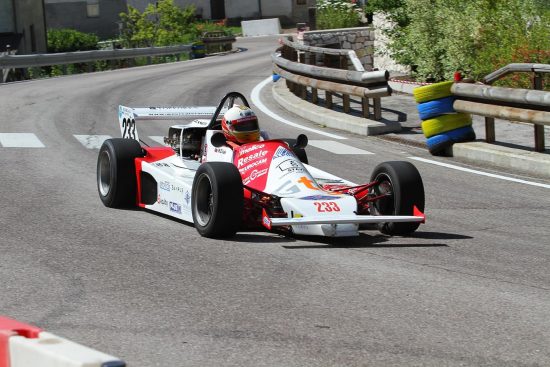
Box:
left=413, top=81, right=454, bottom=103
left=421, top=113, right=472, bottom=138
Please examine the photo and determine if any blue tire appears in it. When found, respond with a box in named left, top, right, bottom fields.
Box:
left=426, top=134, right=453, bottom=156
left=417, top=96, right=456, bottom=120
left=426, top=126, right=476, bottom=156
left=445, top=125, right=476, bottom=143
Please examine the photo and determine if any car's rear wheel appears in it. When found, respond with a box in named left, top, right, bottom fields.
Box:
left=192, top=162, right=243, bottom=238
left=370, top=161, right=425, bottom=235
left=97, top=138, right=143, bottom=208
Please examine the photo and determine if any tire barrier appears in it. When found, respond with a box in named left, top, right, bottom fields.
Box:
left=191, top=42, right=206, bottom=59
left=417, top=96, right=456, bottom=120
left=413, top=81, right=454, bottom=103
left=0, top=316, right=125, bottom=367
left=415, top=81, right=476, bottom=155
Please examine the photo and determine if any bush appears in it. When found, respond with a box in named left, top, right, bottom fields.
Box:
left=370, top=0, right=550, bottom=85
left=317, top=0, right=361, bottom=30
left=47, top=28, right=99, bottom=53
left=120, top=0, right=196, bottom=47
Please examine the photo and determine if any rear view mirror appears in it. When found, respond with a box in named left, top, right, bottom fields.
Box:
left=294, top=134, right=308, bottom=149
left=211, top=132, right=227, bottom=147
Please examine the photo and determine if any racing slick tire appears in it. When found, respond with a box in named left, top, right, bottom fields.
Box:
left=192, top=162, right=244, bottom=238
left=282, top=139, right=308, bottom=164
left=370, top=161, right=425, bottom=236
left=97, top=138, right=143, bottom=208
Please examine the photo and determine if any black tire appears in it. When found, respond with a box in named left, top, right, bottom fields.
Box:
left=282, top=139, right=308, bottom=164
left=97, top=138, right=143, bottom=208
left=370, top=161, right=425, bottom=235
left=192, top=162, right=244, bottom=238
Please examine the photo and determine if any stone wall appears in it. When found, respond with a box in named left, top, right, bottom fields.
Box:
left=372, top=13, right=410, bottom=74
left=302, top=27, right=375, bottom=71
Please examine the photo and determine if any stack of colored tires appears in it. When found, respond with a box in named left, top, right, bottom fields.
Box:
left=414, top=81, right=476, bottom=155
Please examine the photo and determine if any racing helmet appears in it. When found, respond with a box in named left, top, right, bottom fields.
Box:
left=221, top=105, right=260, bottom=144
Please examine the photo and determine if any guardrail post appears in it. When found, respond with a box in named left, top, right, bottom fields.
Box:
left=362, top=97, right=369, bottom=118
left=324, top=54, right=332, bottom=108
left=485, top=117, right=496, bottom=143
left=308, top=52, right=318, bottom=104
left=533, top=73, right=545, bottom=152
left=373, top=97, right=382, bottom=120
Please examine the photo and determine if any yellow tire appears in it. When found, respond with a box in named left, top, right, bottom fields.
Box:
left=421, top=113, right=472, bottom=138
left=413, top=81, right=454, bottom=103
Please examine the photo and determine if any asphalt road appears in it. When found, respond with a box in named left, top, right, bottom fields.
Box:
left=1, top=36, right=550, bottom=366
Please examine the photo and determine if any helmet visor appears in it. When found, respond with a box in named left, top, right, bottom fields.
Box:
left=233, top=118, right=259, bottom=132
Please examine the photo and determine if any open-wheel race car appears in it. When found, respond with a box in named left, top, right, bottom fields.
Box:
left=97, top=92, right=425, bottom=238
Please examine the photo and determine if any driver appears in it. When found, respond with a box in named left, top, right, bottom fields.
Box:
left=221, top=105, right=260, bottom=144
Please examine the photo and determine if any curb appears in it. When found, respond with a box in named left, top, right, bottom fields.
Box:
left=271, top=76, right=550, bottom=180
left=0, top=316, right=125, bottom=367
left=272, top=80, right=401, bottom=136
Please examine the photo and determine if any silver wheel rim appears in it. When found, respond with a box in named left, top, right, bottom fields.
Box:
left=98, top=150, right=111, bottom=197
left=194, top=173, right=214, bottom=227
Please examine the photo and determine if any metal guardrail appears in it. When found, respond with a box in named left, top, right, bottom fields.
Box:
left=0, top=32, right=236, bottom=83
left=451, top=63, right=550, bottom=152
left=0, top=44, right=192, bottom=68
left=275, top=37, right=391, bottom=120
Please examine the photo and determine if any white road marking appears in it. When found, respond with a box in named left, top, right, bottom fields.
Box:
left=308, top=140, right=374, bottom=155
left=0, top=133, right=45, bottom=148
left=74, top=135, right=112, bottom=149
left=409, top=156, right=550, bottom=189
left=148, top=136, right=167, bottom=145
left=250, top=76, right=347, bottom=140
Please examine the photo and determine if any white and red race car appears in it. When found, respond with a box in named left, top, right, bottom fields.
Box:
left=97, top=92, right=425, bottom=238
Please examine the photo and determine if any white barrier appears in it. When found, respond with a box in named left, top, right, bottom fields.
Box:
left=241, top=18, right=282, bottom=37
left=0, top=316, right=125, bottom=367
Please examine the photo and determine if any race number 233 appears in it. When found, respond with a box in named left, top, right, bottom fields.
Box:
left=314, top=202, right=341, bottom=212
left=122, top=118, right=137, bottom=139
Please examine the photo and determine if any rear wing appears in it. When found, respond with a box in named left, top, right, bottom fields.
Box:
left=118, top=105, right=228, bottom=140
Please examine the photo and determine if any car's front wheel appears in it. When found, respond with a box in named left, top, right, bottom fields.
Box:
left=97, top=138, right=143, bottom=208
left=192, top=162, right=244, bottom=238
left=370, top=161, right=425, bottom=235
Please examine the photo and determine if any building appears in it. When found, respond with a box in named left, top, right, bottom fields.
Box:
left=43, top=0, right=317, bottom=40
left=44, top=0, right=127, bottom=40
left=0, top=0, right=48, bottom=54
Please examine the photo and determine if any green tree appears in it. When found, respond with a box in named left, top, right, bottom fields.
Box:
left=47, top=28, right=99, bottom=53
left=120, top=0, right=196, bottom=47
left=368, top=0, right=549, bottom=83
left=316, top=0, right=361, bottom=30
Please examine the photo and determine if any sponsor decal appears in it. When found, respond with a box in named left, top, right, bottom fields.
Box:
left=261, top=209, right=272, bottom=230
left=243, top=168, right=268, bottom=185
left=300, top=195, right=341, bottom=200
left=159, top=181, right=171, bottom=191
left=157, top=194, right=168, bottom=206
left=170, top=184, right=185, bottom=193
left=184, top=191, right=190, bottom=206
left=239, top=158, right=267, bottom=174
left=214, top=147, right=227, bottom=154
left=169, top=202, right=182, bottom=214
left=276, top=159, right=303, bottom=174
left=239, top=144, right=265, bottom=155
left=273, top=146, right=295, bottom=160
left=274, top=179, right=300, bottom=195
left=153, top=162, right=170, bottom=168
left=237, top=150, right=268, bottom=167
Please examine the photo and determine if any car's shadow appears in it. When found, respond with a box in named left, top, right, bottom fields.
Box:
left=230, top=230, right=471, bottom=249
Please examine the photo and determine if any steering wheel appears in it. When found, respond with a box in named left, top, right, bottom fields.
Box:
left=207, top=92, right=250, bottom=128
